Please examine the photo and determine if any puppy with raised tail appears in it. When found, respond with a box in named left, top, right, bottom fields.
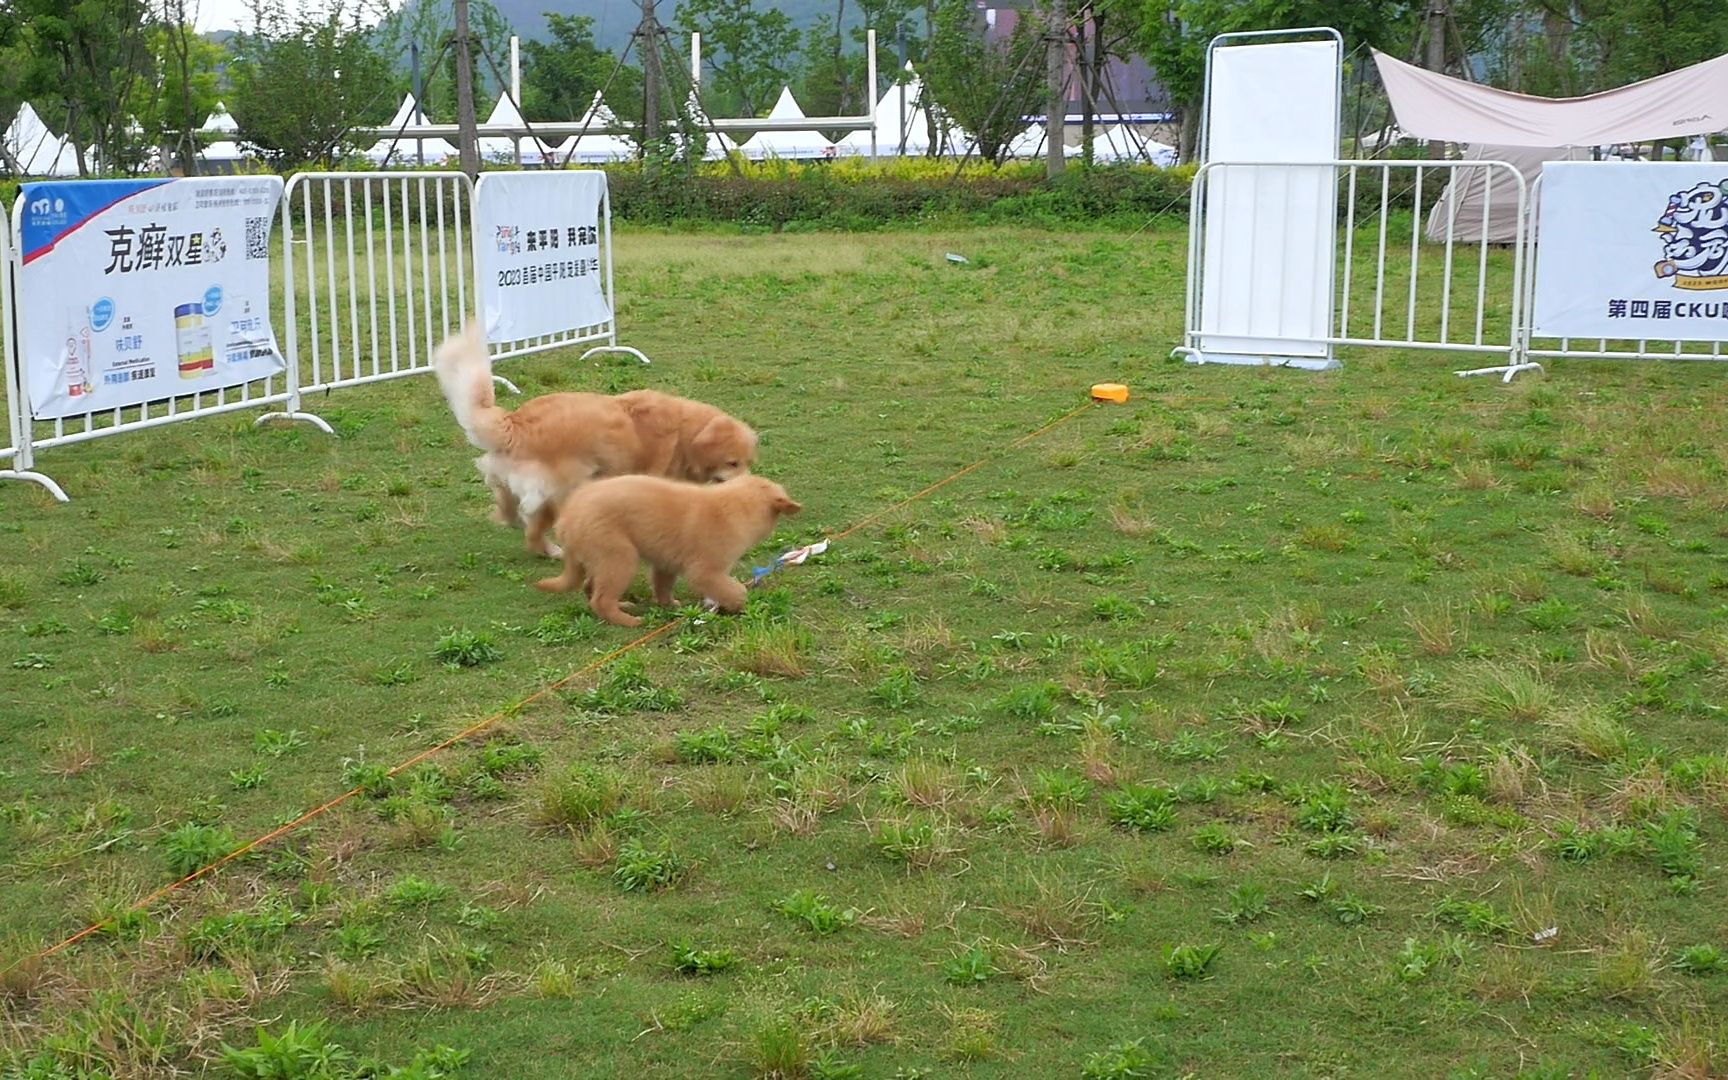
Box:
left=432, top=322, right=758, bottom=557
left=535, top=474, right=802, bottom=627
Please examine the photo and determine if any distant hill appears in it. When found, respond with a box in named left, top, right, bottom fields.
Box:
left=429, top=0, right=861, bottom=58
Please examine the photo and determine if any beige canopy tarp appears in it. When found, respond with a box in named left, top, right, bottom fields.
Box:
left=1373, top=49, right=1728, bottom=147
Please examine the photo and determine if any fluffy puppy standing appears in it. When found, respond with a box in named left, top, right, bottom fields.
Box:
left=432, top=323, right=759, bottom=556
left=535, top=474, right=802, bottom=627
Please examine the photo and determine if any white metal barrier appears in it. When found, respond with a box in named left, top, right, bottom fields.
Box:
left=1176, top=158, right=1537, bottom=380
left=1, top=169, right=648, bottom=501
left=0, top=187, right=307, bottom=503
left=259, top=172, right=481, bottom=430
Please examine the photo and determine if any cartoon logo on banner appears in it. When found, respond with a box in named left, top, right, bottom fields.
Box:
left=1653, top=181, right=1728, bottom=290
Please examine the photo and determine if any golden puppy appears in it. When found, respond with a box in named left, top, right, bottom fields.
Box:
left=535, top=474, right=802, bottom=627
left=433, top=323, right=759, bottom=557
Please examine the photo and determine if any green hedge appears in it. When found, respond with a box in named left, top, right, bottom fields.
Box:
left=0, top=158, right=1443, bottom=233
left=603, top=163, right=1200, bottom=229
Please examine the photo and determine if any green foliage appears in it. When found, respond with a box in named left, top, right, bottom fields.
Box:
left=603, top=160, right=1197, bottom=229
left=1163, top=941, right=1223, bottom=979
left=160, top=822, right=238, bottom=878
left=674, top=0, right=799, bottom=118
left=942, top=944, right=998, bottom=985
left=669, top=940, right=739, bottom=974
left=218, top=1020, right=469, bottom=1078
left=612, top=840, right=687, bottom=891
left=128, top=19, right=224, bottom=172
left=1081, top=1037, right=1166, bottom=1079
left=1672, top=944, right=1723, bottom=975
left=773, top=889, right=856, bottom=934
left=226, top=2, right=394, bottom=167
left=534, top=765, right=625, bottom=830
left=1105, top=783, right=1178, bottom=832
left=924, top=0, right=1046, bottom=163
left=431, top=627, right=503, bottom=668
left=4, top=0, right=151, bottom=174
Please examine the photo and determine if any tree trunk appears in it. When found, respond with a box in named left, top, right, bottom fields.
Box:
left=1424, top=0, right=1445, bottom=159
left=834, top=0, right=848, bottom=111
left=454, top=0, right=480, bottom=179
left=1177, top=104, right=1197, bottom=163
left=1045, top=0, right=1066, bottom=177
left=640, top=0, right=662, bottom=150
left=1078, top=6, right=1094, bottom=165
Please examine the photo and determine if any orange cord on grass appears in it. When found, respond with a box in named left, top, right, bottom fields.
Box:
left=14, top=397, right=1102, bottom=972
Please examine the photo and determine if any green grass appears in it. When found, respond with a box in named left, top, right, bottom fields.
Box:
left=2, top=222, right=1727, bottom=1077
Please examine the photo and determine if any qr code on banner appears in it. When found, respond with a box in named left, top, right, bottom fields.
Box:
left=245, top=216, right=268, bottom=260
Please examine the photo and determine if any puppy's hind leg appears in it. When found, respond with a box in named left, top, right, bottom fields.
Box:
left=583, top=546, right=644, bottom=627
left=478, top=455, right=519, bottom=526
left=534, top=553, right=586, bottom=594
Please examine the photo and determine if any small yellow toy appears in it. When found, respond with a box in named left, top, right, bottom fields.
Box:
left=1090, top=383, right=1130, bottom=404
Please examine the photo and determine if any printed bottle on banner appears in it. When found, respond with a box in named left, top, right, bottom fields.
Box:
left=174, top=303, right=214, bottom=379
left=63, top=330, right=93, bottom=400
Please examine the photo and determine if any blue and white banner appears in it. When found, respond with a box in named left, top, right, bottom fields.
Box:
left=473, top=171, right=611, bottom=344
left=16, top=176, right=286, bottom=420
left=1534, top=162, right=1728, bottom=341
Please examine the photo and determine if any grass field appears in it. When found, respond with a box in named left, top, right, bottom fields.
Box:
left=2, top=223, right=1727, bottom=1079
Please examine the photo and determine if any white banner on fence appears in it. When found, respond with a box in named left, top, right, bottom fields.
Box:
left=1534, top=162, right=1728, bottom=341
left=1198, top=37, right=1340, bottom=366
left=473, top=171, right=610, bottom=344
left=17, top=176, right=286, bottom=420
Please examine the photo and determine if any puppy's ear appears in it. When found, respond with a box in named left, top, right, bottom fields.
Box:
left=772, top=495, right=802, bottom=515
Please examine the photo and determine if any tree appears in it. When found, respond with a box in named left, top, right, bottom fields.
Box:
left=521, top=12, right=643, bottom=122
left=1494, top=0, right=1728, bottom=97
left=127, top=2, right=225, bottom=175
left=376, top=0, right=511, bottom=120
left=1136, top=0, right=1416, bottom=160
left=4, top=0, right=154, bottom=174
left=924, top=0, right=1046, bottom=163
left=675, top=0, right=801, bottom=118
left=227, top=3, right=396, bottom=167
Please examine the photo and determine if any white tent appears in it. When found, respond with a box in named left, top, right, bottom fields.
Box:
left=196, top=101, right=248, bottom=170
left=1424, top=143, right=1590, bottom=244
left=680, top=91, right=739, bottom=161
left=365, top=94, right=458, bottom=165
left=561, top=92, right=636, bottom=164
left=1090, top=123, right=1176, bottom=165
left=1003, top=122, right=1084, bottom=160
left=4, top=103, right=79, bottom=176
left=201, top=102, right=239, bottom=135
left=835, top=76, right=931, bottom=157
left=479, top=92, right=563, bottom=165
left=738, top=87, right=836, bottom=160
left=1005, top=122, right=1047, bottom=159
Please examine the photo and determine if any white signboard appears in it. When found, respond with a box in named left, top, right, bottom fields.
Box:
left=1198, top=38, right=1340, bottom=368
left=473, top=171, right=612, bottom=344
left=1534, top=162, right=1728, bottom=341
left=17, top=176, right=286, bottom=420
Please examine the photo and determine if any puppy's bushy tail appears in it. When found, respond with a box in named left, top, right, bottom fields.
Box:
left=433, top=321, right=508, bottom=450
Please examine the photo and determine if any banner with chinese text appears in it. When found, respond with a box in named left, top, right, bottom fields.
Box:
left=1533, top=162, right=1728, bottom=341
left=16, top=176, right=287, bottom=420
left=473, top=171, right=610, bottom=344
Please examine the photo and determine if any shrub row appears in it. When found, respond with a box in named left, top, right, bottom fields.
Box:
left=1, top=155, right=1439, bottom=232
